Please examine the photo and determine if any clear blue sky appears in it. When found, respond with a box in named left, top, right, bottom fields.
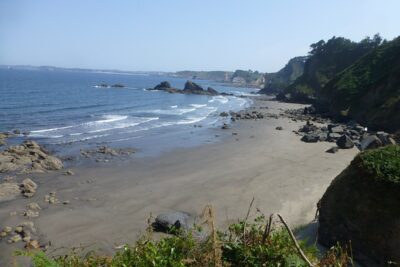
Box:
left=1, top=0, right=399, bottom=72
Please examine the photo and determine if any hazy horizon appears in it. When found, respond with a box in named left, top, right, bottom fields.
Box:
left=1, top=0, right=400, bottom=73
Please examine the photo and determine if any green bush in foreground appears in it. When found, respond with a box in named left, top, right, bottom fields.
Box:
left=16, top=209, right=352, bottom=267
left=357, top=145, right=400, bottom=183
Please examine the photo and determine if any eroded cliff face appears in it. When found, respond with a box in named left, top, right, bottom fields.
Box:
left=318, top=145, right=400, bottom=264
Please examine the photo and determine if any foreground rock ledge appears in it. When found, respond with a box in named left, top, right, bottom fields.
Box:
left=318, top=145, right=400, bottom=264
left=0, top=140, right=63, bottom=173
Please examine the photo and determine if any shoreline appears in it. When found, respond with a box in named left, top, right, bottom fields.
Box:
left=0, top=97, right=359, bottom=265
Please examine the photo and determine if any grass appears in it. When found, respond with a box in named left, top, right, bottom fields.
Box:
left=14, top=206, right=352, bottom=267
left=358, top=145, right=400, bottom=184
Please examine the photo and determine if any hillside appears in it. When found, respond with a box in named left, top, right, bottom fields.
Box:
left=260, top=56, right=307, bottom=93
left=318, top=36, right=400, bottom=132
left=284, top=35, right=382, bottom=102
left=174, top=71, right=233, bottom=82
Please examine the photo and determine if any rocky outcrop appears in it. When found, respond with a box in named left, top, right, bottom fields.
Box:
left=149, top=81, right=220, bottom=96
left=318, top=145, right=400, bottom=264
left=153, top=211, right=191, bottom=233
left=0, top=140, right=63, bottom=174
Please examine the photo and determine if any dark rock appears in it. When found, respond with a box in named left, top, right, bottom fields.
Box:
left=301, top=134, right=319, bottom=143
left=154, top=81, right=171, bottom=89
left=207, top=87, right=218, bottom=95
left=326, top=147, right=339, bottom=153
left=219, top=112, right=229, bottom=117
left=153, top=211, right=190, bottom=232
left=360, top=135, right=383, bottom=151
left=275, top=126, right=283, bottom=130
left=184, top=81, right=204, bottom=91
left=329, top=125, right=344, bottom=134
left=13, top=129, right=21, bottom=135
left=336, top=135, right=354, bottom=149
left=221, top=123, right=230, bottom=130
left=111, top=84, right=125, bottom=88
left=318, top=147, right=400, bottom=264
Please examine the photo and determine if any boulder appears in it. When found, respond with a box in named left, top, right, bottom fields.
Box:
left=336, top=135, right=354, bottom=149
left=360, top=135, right=383, bottom=151
left=275, top=126, right=283, bottom=130
left=20, top=178, right=37, bottom=198
left=327, top=133, right=341, bottom=141
left=301, top=134, right=319, bottom=143
left=153, top=211, right=191, bottom=232
left=328, top=125, right=345, bottom=134
left=219, top=112, right=229, bottom=117
left=318, top=145, right=400, bottom=264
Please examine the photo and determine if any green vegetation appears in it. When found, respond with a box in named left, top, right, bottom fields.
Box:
left=262, top=56, right=307, bottom=93
left=357, top=145, right=400, bottom=184
left=319, top=36, right=400, bottom=132
left=285, top=35, right=382, bottom=102
left=16, top=208, right=352, bottom=267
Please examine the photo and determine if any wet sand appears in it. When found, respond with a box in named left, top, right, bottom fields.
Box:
left=0, top=98, right=359, bottom=265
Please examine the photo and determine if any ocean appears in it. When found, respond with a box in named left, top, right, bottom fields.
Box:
left=0, top=68, right=257, bottom=157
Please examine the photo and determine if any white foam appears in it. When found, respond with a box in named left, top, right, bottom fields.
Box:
left=151, top=108, right=196, bottom=115
left=208, top=96, right=229, bottom=104
left=190, top=104, right=207, bottom=108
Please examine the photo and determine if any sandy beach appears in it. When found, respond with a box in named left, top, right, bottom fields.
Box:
left=0, top=98, right=359, bottom=265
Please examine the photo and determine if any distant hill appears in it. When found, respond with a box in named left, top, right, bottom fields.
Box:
left=174, top=71, right=233, bottom=82
left=318, top=36, right=400, bottom=132
left=284, top=35, right=382, bottom=102
left=175, top=69, right=265, bottom=88
left=260, top=56, right=307, bottom=94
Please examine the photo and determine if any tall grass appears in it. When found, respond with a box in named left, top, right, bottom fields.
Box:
left=15, top=206, right=352, bottom=267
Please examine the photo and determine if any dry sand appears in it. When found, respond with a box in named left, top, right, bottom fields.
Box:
left=0, top=99, right=359, bottom=265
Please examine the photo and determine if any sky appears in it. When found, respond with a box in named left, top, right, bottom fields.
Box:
left=1, top=0, right=399, bottom=73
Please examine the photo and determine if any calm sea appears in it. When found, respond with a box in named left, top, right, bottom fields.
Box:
left=0, top=68, right=257, bottom=157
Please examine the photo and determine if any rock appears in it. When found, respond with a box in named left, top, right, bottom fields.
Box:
left=326, top=147, right=339, bottom=153
left=318, top=146, right=400, bottom=264
left=328, top=124, right=344, bottom=134
left=13, top=129, right=21, bottom=135
left=111, top=84, right=125, bottom=88
left=64, top=170, right=75, bottom=176
left=3, top=226, right=12, bottom=233
left=207, top=87, right=218, bottom=95
left=360, top=135, right=383, bottom=151
left=301, top=134, right=319, bottom=143
left=14, top=226, right=23, bottom=233
left=24, top=210, right=39, bottom=218
left=153, top=211, right=190, bottom=232
left=44, top=193, right=59, bottom=204
left=388, top=137, right=397, bottom=145
left=0, top=231, right=7, bottom=237
left=63, top=200, right=70, bottom=205
left=336, top=135, right=354, bottom=149
left=275, top=126, right=283, bottom=130
left=0, top=140, right=63, bottom=173
left=184, top=81, right=204, bottom=92
left=9, top=234, right=22, bottom=243
left=154, top=81, right=171, bottom=89
left=20, top=178, right=37, bottom=198
left=221, top=123, right=230, bottom=130
left=25, top=240, right=40, bottom=249
left=219, top=112, right=229, bottom=117
left=27, top=202, right=41, bottom=211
